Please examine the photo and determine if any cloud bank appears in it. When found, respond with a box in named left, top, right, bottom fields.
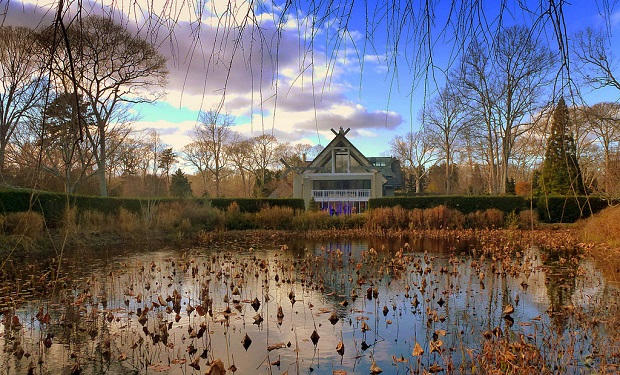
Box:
left=3, top=0, right=403, bottom=152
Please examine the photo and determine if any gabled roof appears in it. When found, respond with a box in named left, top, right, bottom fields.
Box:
left=368, top=157, right=403, bottom=188
left=304, top=127, right=378, bottom=174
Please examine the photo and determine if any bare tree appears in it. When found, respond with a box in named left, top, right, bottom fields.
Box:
left=494, top=26, right=556, bottom=193
left=248, top=134, right=280, bottom=197
left=37, top=92, right=95, bottom=193
left=158, top=147, right=176, bottom=189
left=455, top=39, right=500, bottom=194
left=582, top=102, right=620, bottom=193
left=391, top=129, right=436, bottom=193
left=182, top=141, right=212, bottom=192
left=574, top=28, right=620, bottom=91
left=227, top=136, right=254, bottom=198
left=48, top=16, right=168, bottom=196
left=456, top=25, right=556, bottom=193
left=187, top=109, right=235, bottom=197
left=0, top=26, right=45, bottom=180
left=279, top=143, right=315, bottom=167
left=422, top=84, right=468, bottom=194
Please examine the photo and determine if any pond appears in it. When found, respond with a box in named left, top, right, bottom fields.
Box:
left=1, top=232, right=619, bottom=374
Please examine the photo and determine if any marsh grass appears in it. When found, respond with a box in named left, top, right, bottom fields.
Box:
left=476, top=335, right=551, bottom=375
left=61, top=205, right=79, bottom=236
left=79, top=209, right=111, bottom=233
left=583, top=205, right=620, bottom=246
left=118, top=207, right=141, bottom=233
left=518, top=209, right=540, bottom=229
left=254, top=205, right=296, bottom=229
left=3, top=211, right=45, bottom=239
left=580, top=206, right=620, bottom=284
left=466, top=208, right=505, bottom=229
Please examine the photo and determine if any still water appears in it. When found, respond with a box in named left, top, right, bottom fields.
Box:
left=1, top=233, right=618, bottom=374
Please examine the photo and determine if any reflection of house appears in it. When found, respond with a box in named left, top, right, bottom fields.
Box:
left=291, top=127, right=402, bottom=212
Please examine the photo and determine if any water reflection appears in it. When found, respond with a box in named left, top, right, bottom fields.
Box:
left=0, top=235, right=618, bottom=374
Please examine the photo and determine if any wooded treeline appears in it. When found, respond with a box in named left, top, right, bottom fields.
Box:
left=0, top=12, right=618, bottom=200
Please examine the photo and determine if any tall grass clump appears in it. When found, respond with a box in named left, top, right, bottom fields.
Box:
left=466, top=208, right=505, bottom=229
left=118, top=207, right=141, bottom=234
left=518, top=209, right=539, bottom=229
left=254, top=206, right=296, bottom=230
left=61, top=205, right=79, bottom=235
left=3, top=211, right=45, bottom=239
left=582, top=205, right=620, bottom=246
left=408, top=208, right=425, bottom=229
left=365, top=206, right=409, bottom=231
left=150, top=201, right=185, bottom=230
left=78, top=209, right=110, bottom=233
left=179, top=200, right=221, bottom=231
left=224, top=201, right=253, bottom=230
left=292, top=210, right=333, bottom=230
left=423, top=205, right=465, bottom=229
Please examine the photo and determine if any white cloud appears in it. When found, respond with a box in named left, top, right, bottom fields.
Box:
left=4, top=0, right=404, bottom=155
left=132, top=119, right=195, bottom=150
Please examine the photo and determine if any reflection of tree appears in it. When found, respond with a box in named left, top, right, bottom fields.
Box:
left=542, top=249, right=579, bottom=333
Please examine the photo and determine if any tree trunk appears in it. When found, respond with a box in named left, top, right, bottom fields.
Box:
left=98, top=125, right=108, bottom=197
left=415, top=173, right=422, bottom=193
left=445, top=153, right=451, bottom=195
left=0, top=141, right=6, bottom=180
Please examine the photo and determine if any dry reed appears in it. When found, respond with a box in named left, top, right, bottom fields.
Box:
left=4, top=211, right=45, bottom=239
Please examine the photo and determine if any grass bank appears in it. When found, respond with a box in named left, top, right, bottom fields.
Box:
left=579, top=205, right=620, bottom=284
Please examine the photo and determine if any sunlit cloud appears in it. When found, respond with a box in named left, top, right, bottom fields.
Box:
left=3, top=0, right=404, bottom=155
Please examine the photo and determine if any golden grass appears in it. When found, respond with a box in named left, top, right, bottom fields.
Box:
left=582, top=205, right=620, bottom=246
left=79, top=209, right=110, bottom=233
left=118, top=207, right=141, bottom=233
left=150, top=201, right=185, bottom=230
left=254, top=206, right=295, bottom=230
left=4, top=211, right=46, bottom=239
left=291, top=210, right=333, bottom=230
left=518, top=209, right=539, bottom=229
left=581, top=205, right=620, bottom=285
left=364, top=205, right=465, bottom=231
left=466, top=208, right=505, bottom=229
left=475, top=335, right=552, bottom=375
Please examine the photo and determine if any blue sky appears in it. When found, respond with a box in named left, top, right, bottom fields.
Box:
left=4, top=0, right=620, bottom=159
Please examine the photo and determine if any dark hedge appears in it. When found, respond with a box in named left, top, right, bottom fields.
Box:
left=370, top=195, right=611, bottom=223
left=0, top=189, right=305, bottom=226
left=536, top=195, right=609, bottom=223
left=369, top=196, right=527, bottom=214
left=0, top=189, right=160, bottom=226
left=208, top=198, right=305, bottom=213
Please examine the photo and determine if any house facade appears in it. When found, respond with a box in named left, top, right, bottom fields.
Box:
left=291, top=127, right=402, bottom=213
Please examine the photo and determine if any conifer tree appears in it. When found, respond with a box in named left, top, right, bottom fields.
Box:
left=170, top=169, right=193, bottom=197
left=540, top=97, right=584, bottom=195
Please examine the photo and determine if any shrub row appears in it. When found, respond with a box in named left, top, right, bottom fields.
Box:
left=364, top=206, right=539, bottom=231
left=209, top=198, right=305, bottom=213
left=0, top=189, right=163, bottom=226
left=369, top=196, right=527, bottom=214
left=536, top=195, right=610, bottom=223
left=0, top=189, right=305, bottom=227
left=0, top=189, right=610, bottom=234
left=370, top=195, right=610, bottom=223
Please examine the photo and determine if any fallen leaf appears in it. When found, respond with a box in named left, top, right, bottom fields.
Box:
left=412, top=342, right=424, bottom=356
left=149, top=363, right=171, bottom=372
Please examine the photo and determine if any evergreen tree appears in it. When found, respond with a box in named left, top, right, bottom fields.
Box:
left=169, top=169, right=193, bottom=197
left=158, top=148, right=176, bottom=186
left=540, top=97, right=584, bottom=195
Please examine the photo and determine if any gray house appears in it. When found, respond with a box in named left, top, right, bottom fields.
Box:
left=291, top=127, right=402, bottom=213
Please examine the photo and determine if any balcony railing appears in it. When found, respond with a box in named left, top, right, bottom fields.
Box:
left=311, top=189, right=371, bottom=201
